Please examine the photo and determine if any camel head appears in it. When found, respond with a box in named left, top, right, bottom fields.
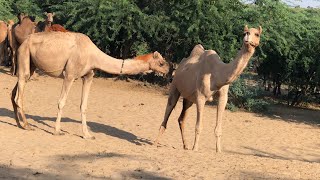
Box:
left=44, top=12, right=55, bottom=25
left=243, top=25, right=262, bottom=52
left=17, top=13, right=26, bottom=23
left=7, top=20, right=15, bottom=29
left=148, top=51, right=170, bottom=75
left=8, top=20, right=15, bottom=25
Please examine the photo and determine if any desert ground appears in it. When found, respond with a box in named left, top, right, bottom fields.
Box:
left=0, top=66, right=319, bottom=179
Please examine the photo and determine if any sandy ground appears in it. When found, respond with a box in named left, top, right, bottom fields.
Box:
left=0, top=67, right=319, bottom=180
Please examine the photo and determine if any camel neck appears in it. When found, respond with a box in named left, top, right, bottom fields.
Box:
left=93, top=49, right=150, bottom=75
left=223, top=45, right=255, bottom=84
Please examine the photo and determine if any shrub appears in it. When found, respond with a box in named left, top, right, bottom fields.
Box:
left=228, top=76, right=269, bottom=112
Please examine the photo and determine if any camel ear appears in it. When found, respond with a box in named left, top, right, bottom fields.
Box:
left=52, top=12, right=55, bottom=16
left=153, top=51, right=159, bottom=58
left=258, top=26, right=262, bottom=34
left=44, top=12, right=47, bottom=15
left=244, top=25, right=249, bottom=31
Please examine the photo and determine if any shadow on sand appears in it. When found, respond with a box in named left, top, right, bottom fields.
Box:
left=256, top=104, right=320, bottom=127
left=0, top=108, right=152, bottom=146
left=226, top=146, right=320, bottom=163
left=0, top=151, right=171, bottom=179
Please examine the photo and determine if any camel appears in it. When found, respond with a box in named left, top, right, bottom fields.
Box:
left=48, top=24, right=68, bottom=32
left=10, top=16, right=37, bottom=75
left=37, top=12, right=68, bottom=32
left=154, top=25, right=262, bottom=152
left=14, top=16, right=37, bottom=44
left=7, top=13, right=27, bottom=73
left=0, top=21, right=8, bottom=65
left=12, top=32, right=169, bottom=139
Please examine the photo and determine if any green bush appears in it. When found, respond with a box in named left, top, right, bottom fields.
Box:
left=228, top=76, right=269, bottom=113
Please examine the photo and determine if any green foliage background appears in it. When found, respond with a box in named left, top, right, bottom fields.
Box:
left=1, top=0, right=320, bottom=109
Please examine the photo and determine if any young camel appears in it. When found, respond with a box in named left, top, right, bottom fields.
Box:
left=12, top=32, right=169, bottom=139
left=37, top=12, right=68, bottom=32
left=155, top=25, right=262, bottom=152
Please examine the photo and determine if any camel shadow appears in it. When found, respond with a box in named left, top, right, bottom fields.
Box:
left=0, top=108, right=152, bottom=146
left=0, top=152, right=171, bottom=179
left=55, top=152, right=171, bottom=179
left=0, top=163, right=106, bottom=179
left=226, top=146, right=320, bottom=163
left=0, top=66, right=12, bottom=75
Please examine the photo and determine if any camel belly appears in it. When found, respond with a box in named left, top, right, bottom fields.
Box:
left=42, top=69, right=64, bottom=77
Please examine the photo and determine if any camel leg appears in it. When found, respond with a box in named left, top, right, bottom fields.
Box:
left=215, top=85, right=229, bottom=153
left=14, top=75, right=32, bottom=130
left=178, top=98, right=193, bottom=150
left=11, top=83, right=22, bottom=128
left=54, top=75, right=75, bottom=135
left=10, top=35, right=17, bottom=76
left=80, top=70, right=95, bottom=139
left=192, top=97, right=206, bottom=151
left=12, top=41, right=34, bottom=130
left=154, top=85, right=180, bottom=145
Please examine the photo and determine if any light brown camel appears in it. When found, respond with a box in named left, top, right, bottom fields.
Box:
left=12, top=32, right=169, bottom=139
left=155, top=25, right=262, bottom=152
left=0, top=21, right=8, bottom=65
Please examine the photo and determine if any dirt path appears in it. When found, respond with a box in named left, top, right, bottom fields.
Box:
left=0, top=67, right=319, bottom=179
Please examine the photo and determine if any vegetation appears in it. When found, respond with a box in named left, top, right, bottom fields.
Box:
left=1, top=0, right=319, bottom=111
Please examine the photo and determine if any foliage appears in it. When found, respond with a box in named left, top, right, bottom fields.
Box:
left=1, top=0, right=319, bottom=109
left=0, top=0, right=14, bottom=20
left=228, top=76, right=270, bottom=112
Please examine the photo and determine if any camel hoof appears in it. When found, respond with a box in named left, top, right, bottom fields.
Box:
left=54, top=131, right=65, bottom=136
left=192, top=147, right=199, bottom=151
left=183, top=146, right=190, bottom=150
left=23, top=125, right=34, bottom=131
left=83, top=135, right=95, bottom=140
left=153, top=141, right=158, bottom=146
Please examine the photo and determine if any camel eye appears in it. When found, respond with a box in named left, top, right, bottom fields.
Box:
left=243, top=32, right=249, bottom=36
left=255, top=33, right=260, bottom=37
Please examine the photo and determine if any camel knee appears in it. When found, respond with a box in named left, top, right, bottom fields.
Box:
left=178, top=117, right=185, bottom=127
left=14, top=97, right=23, bottom=108
left=160, top=123, right=167, bottom=129
left=18, top=73, right=30, bottom=81
left=80, top=106, right=87, bottom=115
left=58, top=100, right=66, bottom=110
left=195, top=127, right=202, bottom=135
left=215, top=129, right=222, bottom=137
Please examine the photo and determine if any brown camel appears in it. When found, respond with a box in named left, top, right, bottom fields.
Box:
left=14, top=16, right=37, bottom=44
left=37, top=12, right=54, bottom=32
left=155, top=25, right=262, bottom=152
left=10, top=16, right=37, bottom=75
left=37, top=12, right=68, bottom=32
left=0, top=21, right=8, bottom=65
left=7, top=13, right=26, bottom=69
left=12, top=32, right=169, bottom=139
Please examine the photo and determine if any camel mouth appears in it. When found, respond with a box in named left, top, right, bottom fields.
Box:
left=245, top=41, right=257, bottom=48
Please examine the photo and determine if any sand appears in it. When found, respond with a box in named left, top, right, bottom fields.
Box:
left=0, top=67, right=319, bottom=179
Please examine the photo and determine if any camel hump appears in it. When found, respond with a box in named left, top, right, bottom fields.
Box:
left=190, top=44, right=205, bottom=57
left=205, top=49, right=217, bottom=55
